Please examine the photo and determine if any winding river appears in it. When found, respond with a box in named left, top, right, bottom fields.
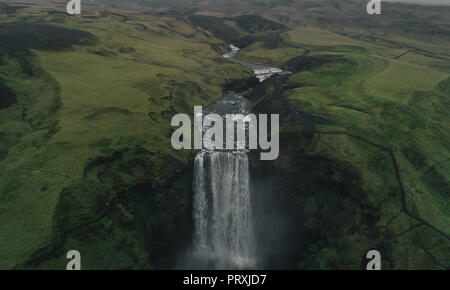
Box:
left=190, top=45, right=287, bottom=269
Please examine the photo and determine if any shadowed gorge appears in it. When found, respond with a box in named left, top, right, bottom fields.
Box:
left=0, top=81, right=16, bottom=109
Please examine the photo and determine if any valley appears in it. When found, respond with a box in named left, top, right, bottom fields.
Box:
left=0, top=0, right=448, bottom=269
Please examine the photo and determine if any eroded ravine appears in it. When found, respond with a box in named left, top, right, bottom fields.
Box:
left=188, top=45, right=287, bottom=269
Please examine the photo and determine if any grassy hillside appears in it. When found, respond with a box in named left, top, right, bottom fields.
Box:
left=242, top=24, right=449, bottom=269
left=0, top=2, right=252, bottom=269
left=0, top=0, right=448, bottom=269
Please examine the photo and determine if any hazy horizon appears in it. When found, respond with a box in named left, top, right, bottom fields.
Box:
left=384, top=0, right=450, bottom=5
left=6, top=0, right=450, bottom=5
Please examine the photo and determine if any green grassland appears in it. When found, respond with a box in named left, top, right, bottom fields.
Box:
left=0, top=0, right=448, bottom=269
left=242, top=24, right=449, bottom=269
left=0, top=3, right=253, bottom=269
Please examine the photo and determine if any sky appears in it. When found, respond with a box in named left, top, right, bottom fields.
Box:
left=383, top=0, right=450, bottom=5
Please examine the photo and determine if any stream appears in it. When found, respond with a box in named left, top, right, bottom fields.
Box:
left=189, top=45, right=287, bottom=269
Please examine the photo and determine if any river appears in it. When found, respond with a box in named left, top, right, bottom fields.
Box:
left=189, top=45, right=287, bottom=269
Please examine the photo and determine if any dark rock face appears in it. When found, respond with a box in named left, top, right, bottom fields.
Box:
left=248, top=128, right=369, bottom=269
left=0, top=24, right=96, bottom=54
left=188, top=14, right=286, bottom=49
left=223, top=76, right=259, bottom=92
left=303, top=121, right=315, bottom=137
left=229, top=15, right=287, bottom=34
left=81, top=147, right=194, bottom=268
left=246, top=74, right=316, bottom=136
left=188, top=15, right=240, bottom=44
left=0, top=82, right=17, bottom=109
left=283, top=55, right=349, bottom=73
left=24, top=147, right=194, bottom=269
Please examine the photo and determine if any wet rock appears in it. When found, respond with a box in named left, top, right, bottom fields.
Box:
left=223, top=76, right=259, bottom=92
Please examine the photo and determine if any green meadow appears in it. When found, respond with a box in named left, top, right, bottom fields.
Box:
left=0, top=3, right=252, bottom=269
left=241, top=24, right=449, bottom=269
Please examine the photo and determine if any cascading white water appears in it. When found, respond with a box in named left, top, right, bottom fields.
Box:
left=223, top=44, right=289, bottom=82
left=192, top=150, right=256, bottom=269
left=188, top=45, right=287, bottom=269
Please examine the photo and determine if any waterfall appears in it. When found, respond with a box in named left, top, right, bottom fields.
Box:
left=187, top=44, right=287, bottom=269
left=192, top=150, right=257, bottom=269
